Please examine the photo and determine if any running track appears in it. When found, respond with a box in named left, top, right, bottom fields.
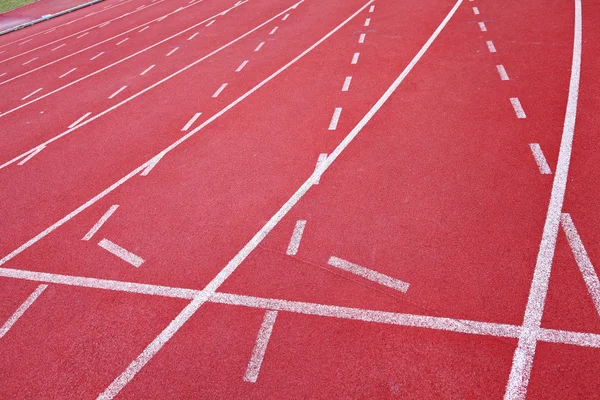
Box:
left=0, top=0, right=598, bottom=398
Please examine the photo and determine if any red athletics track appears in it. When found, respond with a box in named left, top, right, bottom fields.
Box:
left=0, top=0, right=598, bottom=398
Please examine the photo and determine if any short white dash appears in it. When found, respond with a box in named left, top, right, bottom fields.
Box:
left=59, top=68, right=77, bottom=79
left=206, top=20, right=215, bottom=27
left=328, top=256, right=410, bottom=293
left=364, top=18, right=371, bottom=26
left=369, top=5, right=374, bottom=12
left=496, top=64, right=509, bottom=80
left=51, top=44, right=65, bottom=51
left=77, top=32, right=89, bottom=38
left=328, top=107, right=342, bottom=130
left=510, top=97, right=527, bottom=118
left=236, top=60, right=249, bottom=72
left=140, top=64, right=155, bottom=75
left=0, top=72, right=6, bottom=77
left=108, top=85, right=127, bottom=99
left=138, top=26, right=149, bottom=33
left=478, top=22, right=487, bottom=31
left=181, top=112, right=202, bottom=131
left=116, top=38, right=129, bottom=46
left=351, top=52, right=360, bottom=64
left=17, top=146, right=44, bottom=165
left=188, top=32, right=199, bottom=40
left=90, top=52, right=104, bottom=60
left=269, top=26, right=278, bottom=35
left=243, top=310, right=278, bottom=383
left=98, top=239, right=145, bottom=268
left=19, top=39, right=33, bottom=45
left=529, top=144, right=552, bottom=174
left=282, top=13, right=289, bottom=21
left=45, top=28, right=56, bottom=34
left=21, top=87, right=43, bottom=100
left=68, top=112, right=92, bottom=128
left=359, top=33, right=366, bottom=43
left=212, top=83, right=228, bottom=98
left=342, top=76, right=352, bottom=92
left=254, top=41, right=265, bottom=51
left=312, top=153, right=327, bottom=184
left=0, top=285, right=47, bottom=339
left=22, top=57, right=38, bottom=65
left=82, top=205, right=119, bottom=240
left=286, top=220, right=306, bottom=255
left=140, top=153, right=165, bottom=176
left=472, top=7, right=480, bottom=14
left=166, top=47, right=179, bottom=56
left=486, top=40, right=496, bottom=53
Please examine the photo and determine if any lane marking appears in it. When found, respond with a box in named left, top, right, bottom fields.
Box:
left=236, top=60, right=249, bottom=72
left=312, top=153, right=327, bottom=184
left=116, top=38, right=129, bottom=46
left=0, top=72, right=6, bottom=77
left=561, top=213, right=600, bottom=316
left=510, top=97, right=527, bottom=118
left=45, top=28, right=56, bottom=34
left=369, top=5, right=374, bottom=12
left=486, top=40, right=496, bottom=52
left=328, top=107, right=342, bottom=130
left=286, top=220, right=306, bottom=255
left=182, top=112, right=202, bottom=131
left=138, top=26, right=150, bottom=33
left=359, top=33, right=366, bottom=43
left=504, top=0, right=582, bottom=397
left=472, top=6, right=480, bottom=14
left=21, top=87, right=43, bottom=100
left=328, top=256, right=410, bottom=293
left=188, top=32, right=199, bottom=40
left=478, top=22, right=487, bottom=31
left=17, top=146, right=44, bottom=165
left=22, top=57, right=38, bottom=65
left=496, top=64, right=509, bottom=80
left=19, top=39, right=33, bottom=45
left=68, top=112, right=92, bottom=128
left=528, top=144, right=552, bottom=174
left=82, top=205, right=119, bottom=241
left=364, top=18, right=371, bottom=26
left=99, top=22, right=110, bottom=28
left=90, top=51, right=104, bottom=60
left=156, top=16, right=166, bottom=22
left=212, top=83, right=228, bottom=98
left=254, top=41, right=265, bottom=51
left=206, top=20, right=215, bottom=27
left=282, top=13, right=289, bottom=20
left=342, top=76, right=352, bottom=91
left=140, top=152, right=165, bottom=176
left=243, top=310, right=278, bottom=383
left=77, top=32, right=89, bottom=39
left=166, top=47, right=179, bottom=56
left=140, top=64, right=155, bottom=75
left=59, top=68, right=77, bottom=78
left=98, top=239, right=145, bottom=268
left=351, top=52, right=359, bottom=64
left=108, top=85, right=128, bottom=99
left=0, top=285, right=47, bottom=339
left=51, top=44, right=66, bottom=51
left=269, top=26, right=279, bottom=35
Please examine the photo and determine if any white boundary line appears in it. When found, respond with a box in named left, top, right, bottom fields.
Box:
left=17, top=146, right=44, bottom=165
left=243, top=310, right=278, bottom=383
left=0, top=284, right=47, bottom=338
left=82, top=205, right=119, bottom=241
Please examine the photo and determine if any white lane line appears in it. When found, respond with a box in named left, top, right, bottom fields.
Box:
left=188, top=32, right=199, bottom=40
left=51, top=44, right=66, bottom=51
left=312, top=153, right=327, bottom=184
left=236, top=60, right=249, bottom=72
left=369, top=5, right=374, bottom=12
left=22, top=57, right=38, bottom=65
left=45, top=28, right=56, bottom=34
left=98, top=239, right=144, bottom=268
left=140, top=152, right=165, bottom=176
left=21, top=87, right=43, bottom=100
left=472, top=6, right=480, bottom=14
left=206, top=20, right=215, bottom=27
left=254, top=41, right=265, bottom=51
left=99, top=22, right=110, bottom=28
left=529, top=144, right=552, bottom=174
left=77, top=32, right=89, bottom=39
left=504, top=0, right=582, bottom=397
left=478, top=22, right=487, bottom=31
left=328, top=256, right=410, bottom=293
left=328, top=107, right=342, bottom=130
left=212, top=83, right=228, bottom=98
left=244, top=310, right=278, bottom=383
left=82, top=205, right=119, bottom=240
left=139, top=26, right=150, bottom=33
left=0, top=72, right=6, bottom=77
left=181, top=112, right=202, bottom=131
left=510, top=97, right=527, bottom=118
left=286, top=220, right=306, bottom=255
left=486, top=40, right=496, bottom=52
left=116, top=38, right=129, bottom=46
left=17, top=146, right=44, bottom=165
left=136, top=5, right=145, bottom=10
left=140, top=64, right=155, bottom=75
left=561, top=213, right=600, bottom=316
left=364, top=18, right=371, bottom=26
left=68, top=112, right=92, bottom=128
left=496, top=64, right=509, bottom=80
left=59, top=68, right=77, bottom=79
left=0, top=285, right=47, bottom=339
left=90, top=51, right=104, bottom=60
left=166, top=47, right=179, bottom=56
left=19, top=39, right=33, bottom=45
left=342, top=76, right=352, bottom=91
left=108, top=85, right=128, bottom=99
left=351, top=52, right=359, bottom=64
left=359, top=33, right=366, bottom=43
left=269, top=26, right=278, bottom=35
left=282, top=13, right=289, bottom=20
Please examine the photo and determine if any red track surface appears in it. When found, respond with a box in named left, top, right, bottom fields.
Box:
left=0, top=0, right=598, bottom=398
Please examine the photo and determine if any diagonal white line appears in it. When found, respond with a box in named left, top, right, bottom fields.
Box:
left=243, top=310, right=278, bottom=383
left=328, top=256, right=410, bottom=293
left=98, top=239, right=144, bottom=268
left=286, top=220, right=306, bottom=255
left=0, top=284, right=47, bottom=338
left=82, top=205, right=119, bottom=240
left=529, top=143, right=551, bottom=174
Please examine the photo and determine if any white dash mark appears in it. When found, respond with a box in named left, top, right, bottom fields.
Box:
left=17, top=146, right=44, bottom=165
left=342, top=76, right=352, bottom=92
left=116, top=38, right=129, bottom=46
left=206, top=20, right=215, bottom=27
left=496, top=64, right=509, bottom=80
left=282, top=13, right=289, bottom=21
left=139, top=26, right=149, bottom=33
left=510, top=97, right=527, bottom=118
left=182, top=112, right=202, bottom=131
left=312, top=153, right=327, bottom=184
left=44, top=28, right=56, bottom=34
left=108, top=86, right=128, bottom=99
left=22, top=57, right=38, bottom=65
left=269, top=26, right=278, bottom=35
left=140, top=65, right=155, bottom=75
left=478, top=22, right=487, bottom=31
left=68, top=112, right=92, bottom=128
left=21, top=87, right=43, bottom=100
left=328, top=256, right=410, bottom=293
left=236, top=60, right=249, bottom=72
left=0, top=285, right=47, bottom=339
left=359, top=33, right=366, bottom=43
left=369, top=5, right=374, bottom=12
left=77, top=32, right=89, bottom=38
left=98, top=239, right=145, bottom=268
left=473, top=7, right=480, bottom=14
left=90, top=52, right=104, bottom=60
left=0, top=72, right=6, bottom=77
left=59, top=68, right=77, bottom=79
left=82, top=205, right=119, bottom=240
left=212, top=83, right=228, bottom=98
left=328, top=107, right=342, bottom=130
left=136, top=5, right=145, bottom=10
left=188, top=32, right=199, bottom=40
left=243, top=310, right=278, bottom=383
left=364, top=18, right=371, bottom=26
left=51, top=44, right=65, bottom=51
left=140, top=153, right=165, bottom=176
left=286, top=220, right=306, bottom=255
left=166, top=47, right=179, bottom=56
left=351, top=52, right=360, bottom=64
left=254, top=41, right=265, bottom=51
left=486, top=40, right=496, bottom=52
left=529, top=144, right=552, bottom=174
left=19, top=39, right=33, bottom=45
left=561, top=213, right=600, bottom=317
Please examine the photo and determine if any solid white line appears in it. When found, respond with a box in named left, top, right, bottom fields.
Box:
left=82, top=205, right=119, bottom=241
left=188, top=32, right=199, bottom=40
left=560, top=213, right=600, bottom=316
left=68, top=112, right=92, bottom=128
left=212, top=83, right=228, bottom=98
left=21, top=87, right=42, bottom=100
left=17, top=146, right=44, bottom=165
left=166, top=47, right=179, bottom=56
left=282, top=13, right=289, bottom=20
left=359, top=33, right=366, bottom=43
left=138, top=26, right=150, bottom=33
left=22, top=57, right=38, bottom=65
left=77, top=32, right=89, bottom=39
left=328, top=107, right=342, bottom=130
left=108, top=85, right=128, bottom=99
left=286, top=220, right=306, bottom=255
left=51, top=44, right=66, bottom=51
left=473, top=6, right=480, bottom=14
left=342, top=76, right=352, bottom=92
left=269, top=26, right=278, bottom=35
left=254, top=41, right=265, bottom=51
left=244, top=310, right=278, bottom=383
left=312, top=153, right=327, bottom=184
left=140, top=64, right=155, bottom=75
left=206, top=20, right=215, bottom=27
left=328, top=256, right=410, bottom=293
left=59, top=68, right=77, bottom=78
left=98, top=239, right=145, bottom=268
left=504, top=0, right=582, bottom=398
left=140, top=152, right=165, bottom=176
left=0, top=285, right=47, bottom=338
left=510, top=97, right=527, bottom=118
left=478, top=22, right=487, bottom=31
left=486, top=40, right=496, bottom=52
left=116, top=38, right=129, bottom=45
left=496, top=64, right=509, bottom=80
left=364, top=18, right=371, bottom=26
left=182, top=112, right=202, bottom=131
left=236, top=60, right=249, bottom=72
left=351, top=52, right=359, bottom=64
left=529, top=143, right=552, bottom=174
left=90, top=52, right=104, bottom=60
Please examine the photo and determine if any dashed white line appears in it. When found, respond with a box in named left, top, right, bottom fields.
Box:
left=359, top=33, right=366, bottom=43
left=99, top=21, right=110, bottom=28
left=510, top=97, right=527, bottom=118
left=269, top=26, right=278, bottom=35
left=166, top=47, right=179, bottom=56
left=51, top=44, right=66, bottom=51
left=206, top=20, right=215, bottom=27
left=212, top=83, right=228, bottom=97
left=59, top=68, right=77, bottom=79
left=17, top=146, right=44, bottom=165
left=188, top=32, right=199, bottom=40
left=351, top=52, right=360, bottom=64
left=21, top=87, right=43, bottom=100
left=254, top=41, right=265, bottom=51
left=22, top=57, right=38, bottom=65
left=116, top=38, right=129, bottom=45
left=236, top=60, right=249, bottom=72
left=0, top=285, right=47, bottom=339
left=0, top=72, right=6, bottom=77
left=312, top=153, right=327, bottom=184
left=478, top=22, right=487, bottom=31
left=369, top=5, right=374, bottom=12
left=473, top=7, right=480, bottom=14
left=139, top=26, right=150, bottom=33
left=328, top=107, right=342, bottom=130
left=19, top=39, right=33, bottom=45
left=82, top=205, right=119, bottom=241
left=328, top=256, right=410, bottom=293
left=364, top=17, right=371, bottom=26
left=140, top=64, right=155, bottom=75
left=243, top=310, right=278, bottom=383
left=45, top=28, right=56, bottom=34
left=77, top=32, right=89, bottom=39
left=496, top=64, right=509, bottom=80
left=181, top=112, right=202, bottom=131
left=108, top=85, right=128, bottom=99
left=286, top=220, right=306, bottom=255
left=282, top=13, right=289, bottom=20
left=140, top=152, right=165, bottom=176
left=68, top=112, right=92, bottom=128
left=342, top=76, right=352, bottom=92
left=98, top=239, right=145, bottom=268
left=486, top=40, right=496, bottom=52
left=90, top=52, right=104, bottom=60
left=529, top=144, right=552, bottom=174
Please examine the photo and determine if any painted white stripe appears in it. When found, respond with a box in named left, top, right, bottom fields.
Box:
left=359, top=33, right=366, bottom=43
left=364, top=18, right=371, bottom=26
left=156, top=16, right=166, bottom=22
left=478, top=21, right=487, bottom=31
left=182, top=112, right=202, bottom=131
left=188, top=32, right=199, bottom=40
left=282, top=13, right=289, bottom=20
left=236, top=60, right=249, bottom=72
left=21, top=87, right=42, bottom=100
left=44, top=28, right=56, bottom=34
left=22, top=57, right=38, bottom=65
left=68, top=112, right=92, bottom=128
left=351, top=52, right=359, bottom=64
left=17, top=146, right=44, bottom=165
left=560, top=213, right=600, bottom=316
left=472, top=6, right=480, bottom=14
left=312, top=153, right=327, bottom=184
left=206, top=20, right=215, bottom=27
left=108, top=85, right=127, bottom=99
left=529, top=144, right=552, bottom=174
left=59, top=68, right=77, bottom=78
left=98, top=239, right=145, bottom=268
left=269, top=26, right=278, bottom=35
left=328, top=107, right=342, bottom=130
left=328, top=256, right=410, bottom=293
left=254, top=41, right=265, bottom=51
left=77, top=32, right=89, bottom=39
left=51, top=44, right=66, bottom=51
left=510, top=97, right=527, bottom=118
left=138, top=26, right=150, bottom=33
left=486, top=40, right=496, bottom=52
left=504, top=0, right=582, bottom=397
left=212, top=83, right=228, bottom=98
left=19, top=39, right=33, bottom=45
left=369, top=5, right=374, bottom=12
left=166, top=47, right=179, bottom=56
left=496, top=64, right=509, bottom=80
left=136, top=5, right=145, bottom=10
left=116, top=38, right=129, bottom=45
left=342, top=76, right=352, bottom=92
left=90, top=52, right=104, bottom=60
left=99, top=22, right=110, bottom=27
left=286, top=220, right=306, bottom=255
left=0, top=72, right=6, bottom=77
left=140, top=64, right=155, bottom=75
left=140, top=152, right=165, bottom=176
left=244, top=310, right=278, bottom=383
left=0, top=285, right=47, bottom=338
left=82, top=205, right=119, bottom=241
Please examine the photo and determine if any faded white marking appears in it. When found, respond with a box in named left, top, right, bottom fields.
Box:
left=90, top=52, right=104, bottom=60
left=328, top=107, right=342, bottom=130
left=351, top=52, right=359, bottom=64
left=269, top=26, right=278, bottom=35
left=286, top=220, right=306, bottom=255
left=98, top=239, right=145, bottom=268
left=99, top=21, right=110, bottom=27
left=69, top=112, right=92, bottom=128
left=140, top=64, right=155, bottom=75
left=116, top=38, right=129, bottom=46
left=486, top=40, right=496, bottom=52
left=140, top=153, right=165, bottom=176
left=478, top=22, right=487, bottom=31
left=282, top=13, right=289, bottom=20
left=472, top=6, right=480, bottom=14
left=77, top=32, right=89, bottom=38
left=312, top=153, right=327, bottom=184
left=496, top=64, right=509, bottom=80
left=254, top=41, right=265, bottom=51
left=82, top=205, right=119, bottom=240
left=342, top=76, right=352, bottom=92
left=188, top=32, right=199, bottom=40
left=510, top=97, right=527, bottom=118
left=328, top=256, right=410, bottom=293
left=166, top=47, right=179, bottom=56
left=212, top=83, right=228, bottom=98
left=244, top=310, right=278, bottom=383
left=51, top=44, right=66, bottom=51
left=359, top=33, right=366, bottom=43
left=17, top=146, right=44, bottom=165
left=236, top=60, right=249, bottom=72
left=206, top=20, right=215, bottom=27
left=0, top=285, right=47, bottom=338
left=138, top=26, right=150, bottom=33
left=529, top=144, right=551, bottom=174
left=108, top=86, right=127, bottom=99
left=19, top=39, right=33, bottom=45
left=22, top=57, right=38, bottom=65
left=182, top=112, right=202, bottom=131
left=21, top=87, right=42, bottom=100
left=59, top=68, right=77, bottom=78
